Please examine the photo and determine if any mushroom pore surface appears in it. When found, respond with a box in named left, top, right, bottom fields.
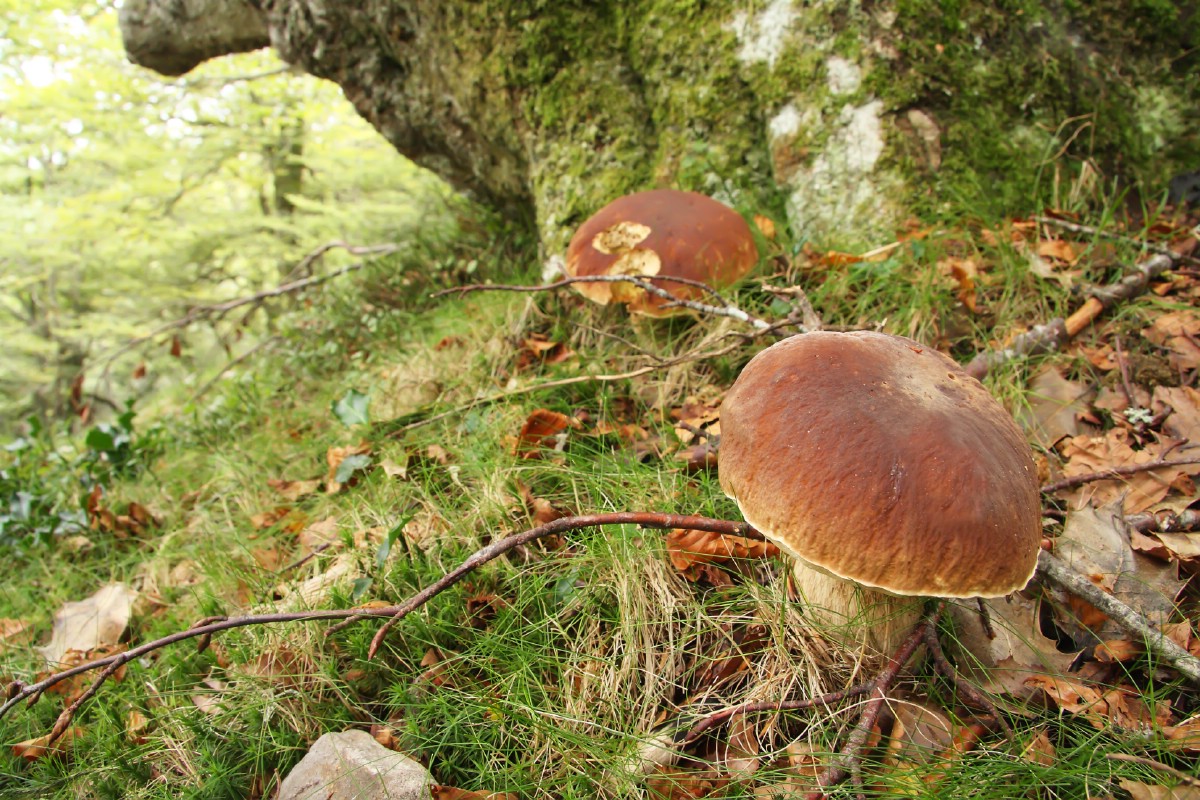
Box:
left=718, top=331, right=1041, bottom=599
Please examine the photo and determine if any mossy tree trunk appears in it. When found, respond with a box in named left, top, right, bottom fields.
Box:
left=121, top=0, right=1199, bottom=256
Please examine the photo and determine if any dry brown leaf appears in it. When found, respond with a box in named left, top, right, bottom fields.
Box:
left=1019, top=366, right=1093, bottom=448
left=513, top=409, right=575, bottom=458
left=12, top=727, right=84, bottom=761
left=646, top=765, right=727, bottom=800
left=665, top=529, right=780, bottom=574
left=1095, top=639, right=1143, bottom=662
left=324, top=442, right=371, bottom=494
left=38, top=583, right=137, bottom=667
left=1020, top=729, right=1056, bottom=767
left=1049, top=502, right=1184, bottom=643
left=380, top=457, right=408, bottom=479
left=297, top=516, right=341, bottom=554
left=0, top=617, right=33, bottom=653
left=1037, top=239, right=1081, bottom=264
left=947, top=593, right=1077, bottom=698
left=249, top=507, right=291, bottom=530
left=1144, top=311, right=1200, bottom=373
left=1153, top=386, right=1200, bottom=445
left=126, top=710, right=151, bottom=744
left=1026, top=676, right=1171, bottom=732
left=1119, top=779, right=1200, bottom=800
left=725, top=713, right=760, bottom=780
left=670, top=399, right=721, bottom=445
left=884, top=696, right=955, bottom=769
left=266, top=478, right=322, bottom=502
left=431, top=787, right=519, bottom=800
left=938, top=257, right=979, bottom=312
left=272, top=553, right=359, bottom=611
left=1059, top=430, right=1199, bottom=513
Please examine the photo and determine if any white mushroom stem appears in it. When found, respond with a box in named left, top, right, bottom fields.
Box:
left=789, top=561, right=925, bottom=656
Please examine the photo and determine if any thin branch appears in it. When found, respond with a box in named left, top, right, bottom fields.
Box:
left=806, top=609, right=942, bottom=799
left=359, top=513, right=761, bottom=657
left=964, top=251, right=1179, bottom=379
left=1040, top=456, right=1200, bottom=494
left=1036, top=550, right=1200, bottom=686
left=923, top=621, right=1013, bottom=738
left=2, top=513, right=761, bottom=736
left=681, top=685, right=876, bottom=745
left=383, top=318, right=797, bottom=434
left=1034, top=216, right=1199, bottom=265
left=434, top=275, right=779, bottom=331
left=1105, top=752, right=1200, bottom=786
left=190, top=335, right=281, bottom=401
left=94, top=241, right=403, bottom=365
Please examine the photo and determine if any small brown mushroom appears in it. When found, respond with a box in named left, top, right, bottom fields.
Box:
left=717, top=331, right=1042, bottom=653
left=564, top=189, right=758, bottom=317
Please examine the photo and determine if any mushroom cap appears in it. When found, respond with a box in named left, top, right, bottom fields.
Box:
left=564, top=189, right=758, bottom=316
left=718, top=331, right=1041, bottom=598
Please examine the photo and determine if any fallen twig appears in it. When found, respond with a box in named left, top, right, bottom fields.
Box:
left=378, top=317, right=797, bottom=434
left=3, top=513, right=760, bottom=741
left=1034, top=215, right=1199, bottom=265
left=1105, top=752, right=1200, bottom=787
left=805, top=609, right=942, bottom=800
left=681, top=685, right=876, bottom=745
left=1035, top=550, right=1200, bottom=685
left=1125, top=507, right=1200, bottom=534
left=95, top=241, right=403, bottom=365
left=922, top=622, right=1013, bottom=738
left=1040, top=456, right=1200, bottom=494
left=434, top=275, right=782, bottom=331
left=964, top=250, right=1179, bottom=379
left=357, top=513, right=760, bottom=658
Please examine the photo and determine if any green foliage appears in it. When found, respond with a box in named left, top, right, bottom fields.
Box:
left=0, top=405, right=160, bottom=552
left=0, top=0, right=451, bottom=436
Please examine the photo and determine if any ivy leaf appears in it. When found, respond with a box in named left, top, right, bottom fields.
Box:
left=350, top=576, right=373, bottom=603
left=334, top=454, right=371, bottom=485
left=332, top=390, right=370, bottom=427
left=375, top=514, right=415, bottom=570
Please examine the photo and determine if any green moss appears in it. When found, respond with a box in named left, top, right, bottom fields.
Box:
left=876, top=0, right=1200, bottom=215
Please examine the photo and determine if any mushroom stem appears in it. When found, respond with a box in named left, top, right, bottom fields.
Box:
left=790, top=562, right=924, bottom=656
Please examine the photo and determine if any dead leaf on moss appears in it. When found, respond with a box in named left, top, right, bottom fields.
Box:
left=1019, top=366, right=1094, bottom=448
left=297, top=516, right=341, bottom=554
left=12, top=727, right=84, bottom=761
left=38, top=583, right=137, bottom=667
left=1144, top=311, right=1200, bottom=373
left=0, top=617, right=33, bottom=653
left=1058, top=430, right=1200, bottom=513
left=938, top=257, right=979, bottom=312
left=513, top=409, right=576, bottom=458
left=324, top=443, right=372, bottom=493
left=267, top=478, right=322, bottom=502
left=666, top=529, right=779, bottom=577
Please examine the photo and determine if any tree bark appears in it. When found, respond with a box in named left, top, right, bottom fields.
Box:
left=120, top=1, right=1200, bottom=256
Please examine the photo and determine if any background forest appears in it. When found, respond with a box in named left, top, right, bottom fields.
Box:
left=1, top=0, right=451, bottom=434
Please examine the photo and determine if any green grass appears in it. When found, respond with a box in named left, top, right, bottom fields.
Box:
left=1, top=192, right=1198, bottom=799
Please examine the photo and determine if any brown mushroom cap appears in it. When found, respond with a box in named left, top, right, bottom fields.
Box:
left=564, top=189, right=758, bottom=316
left=718, top=331, right=1041, bottom=598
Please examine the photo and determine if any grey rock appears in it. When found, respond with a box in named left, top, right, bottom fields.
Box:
left=276, top=730, right=433, bottom=800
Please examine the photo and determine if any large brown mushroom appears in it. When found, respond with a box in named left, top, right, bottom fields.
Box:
left=718, top=331, right=1042, bottom=653
left=564, top=189, right=758, bottom=317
